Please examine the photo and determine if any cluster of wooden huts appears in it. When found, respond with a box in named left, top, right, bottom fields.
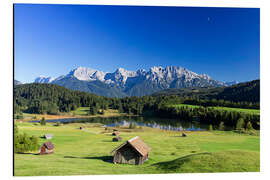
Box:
left=37, top=127, right=152, bottom=165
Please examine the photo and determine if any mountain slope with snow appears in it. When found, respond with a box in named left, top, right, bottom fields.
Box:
left=34, top=66, right=234, bottom=97
left=34, top=76, right=55, bottom=83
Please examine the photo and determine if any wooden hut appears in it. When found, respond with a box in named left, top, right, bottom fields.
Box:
left=111, top=136, right=151, bottom=165
left=39, top=142, right=55, bottom=155
left=112, top=136, right=122, bottom=142
left=112, top=131, right=119, bottom=136
left=44, top=134, right=53, bottom=139
left=182, top=132, right=187, bottom=137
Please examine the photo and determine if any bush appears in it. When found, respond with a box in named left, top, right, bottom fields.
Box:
left=129, top=122, right=137, bottom=129
left=219, top=121, right=225, bottom=131
left=14, top=125, right=39, bottom=153
left=236, top=118, right=245, bottom=130
left=101, top=109, right=104, bottom=115
left=40, top=117, right=46, bottom=126
left=55, top=121, right=61, bottom=126
left=246, top=121, right=254, bottom=131
left=209, top=124, right=213, bottom=131
left=15, top=113, right=24, bottom=119
left=14, top=124, right=19, bottom=135
left=14, top=133, right=40, bottom=153
left=89, top=106, right=97, bottom=115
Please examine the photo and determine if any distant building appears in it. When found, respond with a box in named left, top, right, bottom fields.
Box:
left=112, top=136, right=122, bottom=142
left=44, top=134, right=53, bottom=139
left=39, top=142, right=55, bottom=155
left=112, top=131, right=119, bottom=136
left=111, top=136, right=151, bottom=165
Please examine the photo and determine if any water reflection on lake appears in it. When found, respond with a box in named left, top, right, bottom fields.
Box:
left=32, top=116, right=208, bottom=131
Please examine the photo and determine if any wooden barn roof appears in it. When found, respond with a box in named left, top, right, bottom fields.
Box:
left=43, top=142, right=54, bottom=150
left=111, top=136, right=151, bottom=156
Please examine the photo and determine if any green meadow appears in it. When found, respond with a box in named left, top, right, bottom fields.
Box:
left=171, top=104, right=260, bottom=115
left=14, top=122, right=260, bottom=176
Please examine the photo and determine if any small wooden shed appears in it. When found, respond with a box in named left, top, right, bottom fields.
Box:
left=112, top=131, right=119, bottom=136
left=111, top=136, right=151, bottom=165
left=112, top=136, right=122, bottom=142
left=39, top=142, right=55, bottom=155
left=44, top=134, right=53, bottom=139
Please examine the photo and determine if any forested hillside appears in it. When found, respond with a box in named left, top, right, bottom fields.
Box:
left=153, top=80, right=260, bottom=103
left=14, top=83, right=111, bottom=114
left=14, top=80, right=260, bottom=129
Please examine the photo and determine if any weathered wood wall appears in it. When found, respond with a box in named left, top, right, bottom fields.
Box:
left=113, top=144, right=143, bottom=165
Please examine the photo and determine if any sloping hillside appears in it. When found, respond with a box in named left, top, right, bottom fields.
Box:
left=152, top=80, right=260, bottom=103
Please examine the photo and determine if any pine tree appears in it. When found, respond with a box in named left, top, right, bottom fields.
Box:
left=246, top=121, right=254, bottom=131
left=236, top=118, right=245, bottom=130
left=219, top=121, right=225, bottom=131
left=40, top=117, right=46, bottom=126
left=209, top=124, right=213, bottom=131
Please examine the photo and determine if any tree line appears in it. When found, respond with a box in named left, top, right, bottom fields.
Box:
left=14, top=83, right=260, bottom=130
left=14, top=83, right=112, bottom=115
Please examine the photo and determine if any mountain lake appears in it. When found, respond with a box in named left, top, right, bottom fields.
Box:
left=31, top=116, right=210, bottom=131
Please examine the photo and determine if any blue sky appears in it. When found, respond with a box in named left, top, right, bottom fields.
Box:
left=14, top=4, right=260, bottom=83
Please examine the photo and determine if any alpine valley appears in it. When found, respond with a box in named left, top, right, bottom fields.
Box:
left=33, top=66, right=237, bottom=97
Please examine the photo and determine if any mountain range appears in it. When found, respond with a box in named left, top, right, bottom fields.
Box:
left=14, top=80, right=22, bottom=85
left=33, top=66, right=238, bottom=97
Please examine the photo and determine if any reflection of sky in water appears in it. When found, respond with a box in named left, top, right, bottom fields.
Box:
left=31, top=117, right=206, bottom=131
left=104, top=120, right=205, bottom=131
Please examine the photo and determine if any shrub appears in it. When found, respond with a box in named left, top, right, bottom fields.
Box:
left=246, top=121, right=254, bottom=131
left=89, top=106, right=97, bottom=115
left=101, top=109, right=105, bottom=115
left=14, top=124, right=18, bottom=135
left=14, top=133, right=39, bottom=153
left=15, top=113, right=24, bottom=119
left=55, top=121, right=61, bottom=126
left=236, top=118, right=245, bottom=130
left=129, top=122, right=137, bottom=129
left=40, top=117, right=46, bottom=126
left=219, top=121, right=225, bottom=131
left=14, top=125, right=39, bottom=153
left=209, top=124, right=213, bottom=131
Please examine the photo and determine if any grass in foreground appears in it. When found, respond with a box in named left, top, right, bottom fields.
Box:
left=153, top=150, right=259, bottom=173
left=14, top=122, right=260, bottom=176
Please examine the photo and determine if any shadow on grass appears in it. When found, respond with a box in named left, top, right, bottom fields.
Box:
left=16, top=152, right=40, bottom=155
left=64, top=155, right=113, bottom=163
left=152, top=152, right=211, bottom=171
left=101, top=140, right=115, bottom=142
left=169, top=136, right=187, bottom=138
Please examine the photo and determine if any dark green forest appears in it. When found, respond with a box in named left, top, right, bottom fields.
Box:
left=14, top=80, right=260, bottom=130
left=14, top=83, right=111, bottom=115
left=153, top=80, right=260, bottom=103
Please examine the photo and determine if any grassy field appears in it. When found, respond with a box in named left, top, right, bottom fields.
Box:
left=70, top=107, right=129, bottom=117
left=171, top=104, right=260, bottom=115
left=14, top=122, right=260, bottom=176
left=20, top=108, right=130, bottom=121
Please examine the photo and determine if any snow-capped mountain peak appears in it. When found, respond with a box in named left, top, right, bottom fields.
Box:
left=34, top=76, right=54, bottom=83
left=67, top=67, right=106, bottom=81
left=33, top=66, right=233, bottom=97
left=225, top=80, right=239, bottom=86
